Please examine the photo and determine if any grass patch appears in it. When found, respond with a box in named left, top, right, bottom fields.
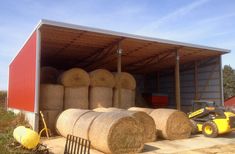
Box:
left=0, top=107, right=29, bottom=153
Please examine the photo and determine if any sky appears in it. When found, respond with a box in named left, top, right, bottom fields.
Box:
left=1, top=0, right=235, bottom=90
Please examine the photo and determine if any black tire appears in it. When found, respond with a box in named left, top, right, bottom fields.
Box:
left=202, top=121, right=218, bottom=138
left=190, top=119, right=199, bottom=134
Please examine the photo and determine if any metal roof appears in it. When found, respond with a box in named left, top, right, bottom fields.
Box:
left=28, top=19, right=231, bottom=73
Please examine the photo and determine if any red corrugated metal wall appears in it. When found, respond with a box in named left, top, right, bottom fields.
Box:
left=8, top=31, right=37, bottom=112
left=224, top=96, right=235, bottom=106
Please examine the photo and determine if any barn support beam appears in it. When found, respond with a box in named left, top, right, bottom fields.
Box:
left=194, top=61, right=199, bottom=99
left=117, top=46, right=123, bottom=107
left=175, top=49, right=181, bottom=110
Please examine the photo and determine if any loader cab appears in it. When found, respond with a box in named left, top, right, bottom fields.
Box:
left=192, top=100, right=216, bottom=112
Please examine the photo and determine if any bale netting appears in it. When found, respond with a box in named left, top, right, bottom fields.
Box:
left=128, top=107, right=154, bottom=114
left=89, top=87, right=113, bottom=109
left=39, top=84, right=64, bottom=110
left=58, top=68, right=90, bottom=87
left=93, top=108, right=156, bottom=143
left=89, top=69, right=115, bottom=88
left=150, top=108, right=192, bottom=140
left=39, top=109, right=61, bottom=135
left=64, top=87, right=89, bottom=109
left=114, top=72, right=136, bottom=90
left=40, top=66, right=59, bottom=84
left=56, top=109, right=91, bottom=137
left=89, top=112, right=144, bottom=154
left=72, top=111, right=102, bottom=140
left=113, top=88, right=135, bottom=109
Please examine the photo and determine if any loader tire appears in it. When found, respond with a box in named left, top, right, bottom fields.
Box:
left=202, top=121, right=218, bottom=138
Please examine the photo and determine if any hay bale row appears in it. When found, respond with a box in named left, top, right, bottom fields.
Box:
left=94, top=107, right=156, bottom=143
left=41, top=67, right=136, bottom=90
left=56, top=109, right=144, bottom=154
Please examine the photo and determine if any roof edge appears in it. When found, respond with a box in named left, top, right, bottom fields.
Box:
left=39, top=19, right=230, bottom=53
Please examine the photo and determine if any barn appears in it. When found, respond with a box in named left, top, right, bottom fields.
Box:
left=7, top=19, right=229, bottom=131
left=224, top=96, right=235, bottom=106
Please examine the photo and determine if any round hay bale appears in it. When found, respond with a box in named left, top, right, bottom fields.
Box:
left=89, top=87, right=113, bottom=109
left=89, top=112, right=144, bottom=153
left=72, top=111, right=102, bottom=140
left=39, top=109, right=61, bottom=136
left=39, top=84, right=64, bottom=110
left=93, top=107, right=124, bottom=112
left=150, top=109, right=192, bottom=140
left=55, top=109, right=91, bottom=137
left=64, top=87, right=89, bottom=109
left=128, top=107, right=154, bottom=114
left=93, top=108, right=156, bottom=143
left=89, top=69, right=115, bottom=88
left=114, top=72, right=136, bottom=90
left=40, top=66, right=59, bottom=84
left=128, top=111, right=156, bottom=143
left=113, top=88, right=135, bottom=109
left=59, top=68, right=90, bottom=87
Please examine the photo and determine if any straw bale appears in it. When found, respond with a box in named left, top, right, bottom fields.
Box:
left=114, top=72, right=136, bottom=90
left=40, top=84, right=64, bottom=110
left=90, top=69, right=115, bottom=88
left=40, top=66, right=59, bottom=84
left=64, top=87, right=89, bottom=109
left=128, top=111, right=156, bottom=143
left=113, top=88, right=135, bottom=109
left=89, top=87, right=113, bottom=109
left=89, top=112, right=144, bottom=154
left=59, top=68, right=90, bottom=87
left=150, top=108, right=192, bottom=140
left=128, top=107, right=154, bottom=114
left=72, top=111, right=102, bottom=140
left=39, top=109, right=61, bottom=135
left=55, top=109, right=91, bottom=137
left=93, top=108, right=156, bottom=143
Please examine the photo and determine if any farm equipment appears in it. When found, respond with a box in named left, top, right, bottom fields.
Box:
left=188, top=100, right=235, bottom=137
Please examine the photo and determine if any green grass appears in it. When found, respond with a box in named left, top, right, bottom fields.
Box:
left=0, top=107, right=29, bottom=153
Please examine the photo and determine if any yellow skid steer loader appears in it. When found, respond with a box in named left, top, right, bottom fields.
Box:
left=188, top=100, right=235, bottom=137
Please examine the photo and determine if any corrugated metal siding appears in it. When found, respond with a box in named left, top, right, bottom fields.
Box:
left=159, top=56, right=221, bottom=106
left=8, top=31, right=37, bottom=112
left=135, top=56, right=222, bottom=108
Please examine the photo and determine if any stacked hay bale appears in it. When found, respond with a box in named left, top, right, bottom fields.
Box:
left=56, top=109, right=144, bottom=153
left=40, top=66, right=59, bottom=84
left=59, top=68, right=90, bottom=109
left=94, top=107, right=156, bottom=143
left=39, top=84, right=64, bottom=135
left=89, top=69, right=115, bottom=109
left=113, top=72, right=136, bottom=109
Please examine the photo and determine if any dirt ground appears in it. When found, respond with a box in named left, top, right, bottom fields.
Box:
left=42, top=133, right=235, bottom=154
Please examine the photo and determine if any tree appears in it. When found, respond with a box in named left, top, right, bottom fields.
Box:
left=223, top=65, right=235, bottom=99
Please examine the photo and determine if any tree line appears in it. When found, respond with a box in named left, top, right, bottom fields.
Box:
left=223, top=65, right=235, bottom=100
